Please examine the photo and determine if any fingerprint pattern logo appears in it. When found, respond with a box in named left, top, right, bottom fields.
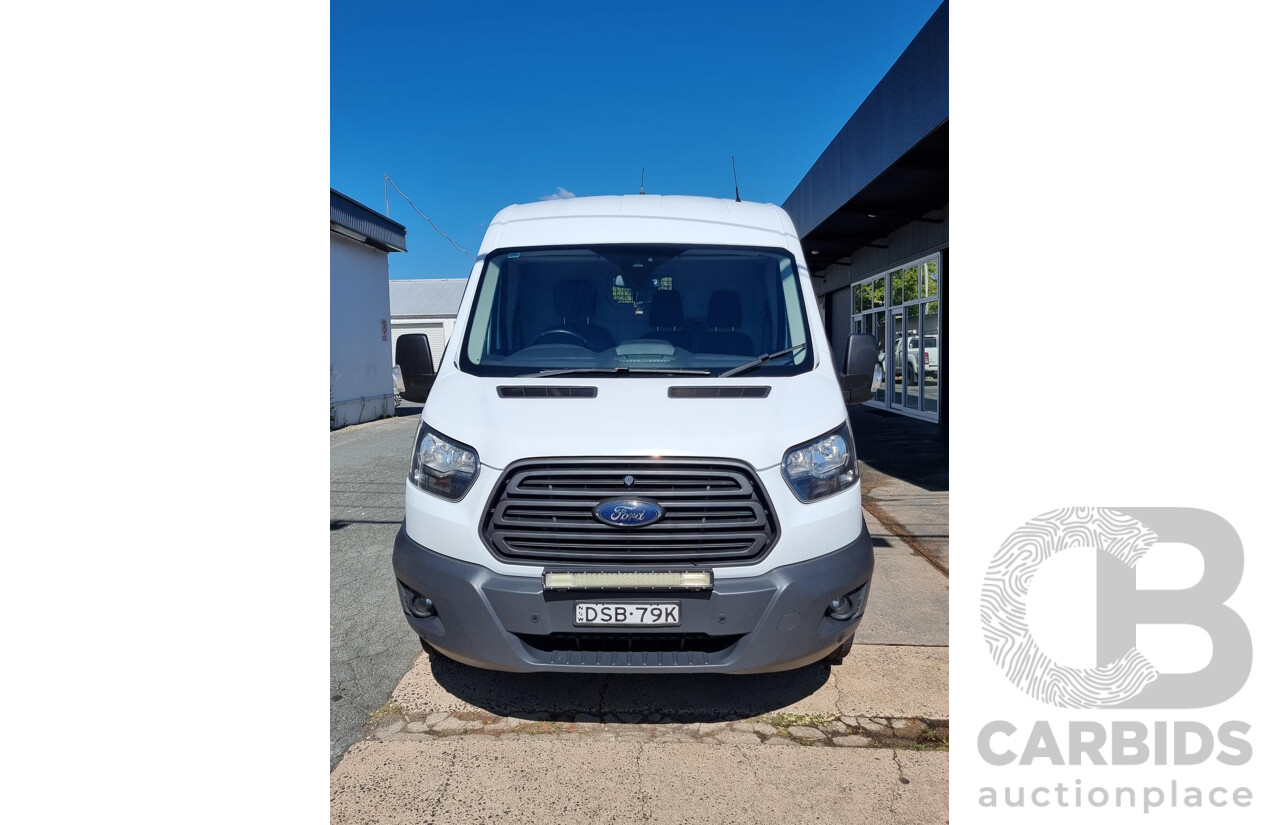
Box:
left=981, top=507, right=1161, bottom=708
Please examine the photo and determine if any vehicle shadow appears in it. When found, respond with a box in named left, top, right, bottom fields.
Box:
left=394, top=402, right=424, bottom=418
left=427, top=653, right=833, bottom=722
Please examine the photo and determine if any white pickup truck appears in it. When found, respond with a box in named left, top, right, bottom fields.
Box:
left=895, top=334, right=938, bottom=383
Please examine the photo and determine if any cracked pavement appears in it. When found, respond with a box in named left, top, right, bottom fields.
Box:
left=332, top=739, right=947, bottom=825
left=331, top=408, right=949, bottom=821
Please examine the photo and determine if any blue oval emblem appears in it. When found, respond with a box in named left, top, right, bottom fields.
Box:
left=594, top=499, right=664, bottom=528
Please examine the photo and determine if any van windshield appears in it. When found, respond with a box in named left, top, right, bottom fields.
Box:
left=459, top=245, right=814, bottom=377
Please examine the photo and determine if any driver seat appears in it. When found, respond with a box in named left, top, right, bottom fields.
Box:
left=543, top=279, right=614, bottom=351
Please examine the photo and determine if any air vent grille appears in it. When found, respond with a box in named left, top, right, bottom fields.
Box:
left=482, top=458, right=777, bottom=566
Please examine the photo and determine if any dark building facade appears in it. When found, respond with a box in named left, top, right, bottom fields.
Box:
left=783, top=1, right=948, bottom=426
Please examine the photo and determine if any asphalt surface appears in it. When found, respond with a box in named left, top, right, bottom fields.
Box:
left=330, top=415, right=420, bottom=767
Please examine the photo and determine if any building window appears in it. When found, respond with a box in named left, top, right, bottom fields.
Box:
left=851, top=253, right=942, bottom=421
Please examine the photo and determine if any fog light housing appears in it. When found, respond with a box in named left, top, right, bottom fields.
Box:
left=398, top=581, right=438, bottom=618
left=827, top=596, right=855, bottom=621
left=410, top=595, right=436, bottom=618
left=826, top=584, right=868, bottom=621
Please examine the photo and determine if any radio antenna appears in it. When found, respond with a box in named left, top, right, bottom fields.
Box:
left=640, top=166, right=645, bottom=195
left=731, top=157, right=741, bottom=202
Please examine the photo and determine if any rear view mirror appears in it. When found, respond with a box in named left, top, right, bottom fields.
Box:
left=395, top=334, right=436, bottom=403
left=840, top=333, right=882, bottom=405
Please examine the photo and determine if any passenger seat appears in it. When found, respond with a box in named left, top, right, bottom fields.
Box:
left=642, top=290, right=694, bottom=351
left=697, top=290, right=754, bottom=356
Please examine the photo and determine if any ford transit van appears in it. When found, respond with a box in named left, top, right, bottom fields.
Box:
left=393, top=195, right=882, bottom=673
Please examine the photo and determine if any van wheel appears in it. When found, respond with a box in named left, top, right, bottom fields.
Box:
left=825, top=637, right=855, bottom=663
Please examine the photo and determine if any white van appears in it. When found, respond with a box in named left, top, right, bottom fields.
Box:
left=393, top=195, right=882, bottom=673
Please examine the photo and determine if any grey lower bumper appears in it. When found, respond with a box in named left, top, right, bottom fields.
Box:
left=392, top=527, right=873, bottom=674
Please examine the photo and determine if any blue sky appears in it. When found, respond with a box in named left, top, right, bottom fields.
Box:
left=332, top=0, right=944, bottom=280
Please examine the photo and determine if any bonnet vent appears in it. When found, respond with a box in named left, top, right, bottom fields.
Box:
left=497, top=386, right=597, bottom=398
left=668, top=386, right=770, bottom=399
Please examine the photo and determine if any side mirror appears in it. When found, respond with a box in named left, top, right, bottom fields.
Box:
left=840, top=333, right=883, bottom=405
left=395, top=334, right=436, bottom=403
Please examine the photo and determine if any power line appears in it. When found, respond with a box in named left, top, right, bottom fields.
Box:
left=384, top=175, right=478, bottom=261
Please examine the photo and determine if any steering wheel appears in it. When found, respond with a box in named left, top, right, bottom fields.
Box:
left=530, top=328, right=590, bottom=347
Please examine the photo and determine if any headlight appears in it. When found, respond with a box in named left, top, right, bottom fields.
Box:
left=782, top=422, right=858, bottom=502
left=409, top=422, right=479, bottom=501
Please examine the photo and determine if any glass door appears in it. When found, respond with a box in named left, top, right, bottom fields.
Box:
left=891, top=308, right=905, bottom=407
left=904, top=304, right=922, bottom=411
left=922, top=293, right=940, bottom=415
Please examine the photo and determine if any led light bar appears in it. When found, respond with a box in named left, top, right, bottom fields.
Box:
left=542, top=571, right=713, bottom=591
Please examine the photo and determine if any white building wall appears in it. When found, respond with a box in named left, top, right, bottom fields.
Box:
left=330, top=234, right=395, bottom=428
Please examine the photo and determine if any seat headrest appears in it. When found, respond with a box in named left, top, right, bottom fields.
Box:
left=707, top=290, right=742, bottom=328
left=553, top=279, right=595, bottom=320
left=648, top=290, right=683, bottom=328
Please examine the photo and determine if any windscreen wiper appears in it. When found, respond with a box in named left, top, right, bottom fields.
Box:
left=527, top=366, right=712, bottom=378
left=719, top=343, right=808, bottom=378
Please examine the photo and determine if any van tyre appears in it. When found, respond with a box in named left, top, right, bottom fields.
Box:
left=825, top=637, right=855, bottom=663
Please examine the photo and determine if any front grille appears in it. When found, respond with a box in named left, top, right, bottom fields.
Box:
left=482, top=458, right=777, bottom=565
left=515, top=633, right=742, bottom=654
left=513, top=633, right=742, bottom=667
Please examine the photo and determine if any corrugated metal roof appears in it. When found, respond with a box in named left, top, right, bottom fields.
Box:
left=389, top=279, right=468, bottom=318
left=331, top=188, right=408, bottom=252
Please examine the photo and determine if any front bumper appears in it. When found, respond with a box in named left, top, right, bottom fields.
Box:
left=392, top=525, right=873, bottom=674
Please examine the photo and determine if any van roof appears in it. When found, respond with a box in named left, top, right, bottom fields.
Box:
left=476, top=195, right=800, bottom=256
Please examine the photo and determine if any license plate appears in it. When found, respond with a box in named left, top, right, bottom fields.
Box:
left=574, top=602, right=680, bottom=627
